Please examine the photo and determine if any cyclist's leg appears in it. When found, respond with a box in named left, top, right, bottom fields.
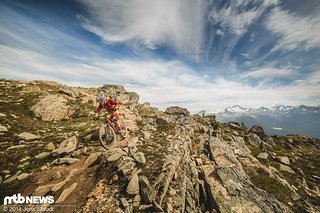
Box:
left=112, top=111, right=120, bottom=128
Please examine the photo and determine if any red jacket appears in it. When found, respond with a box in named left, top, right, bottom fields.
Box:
left=97, top=97, right=120, bottom=113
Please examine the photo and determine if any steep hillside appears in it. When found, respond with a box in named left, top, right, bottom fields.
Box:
left=0, top=79, right=319, bottom=212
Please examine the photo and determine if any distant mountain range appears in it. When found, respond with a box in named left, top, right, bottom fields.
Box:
left=213, top=105, right=320, bottom=138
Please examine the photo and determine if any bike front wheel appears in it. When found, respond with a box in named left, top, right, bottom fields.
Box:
left=99, top=124, right=117, bottom=149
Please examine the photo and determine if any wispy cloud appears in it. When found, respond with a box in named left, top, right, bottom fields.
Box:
left=242, top=67, right=295, bottom=79
left=1, top=42, right=319, bottom=113
left=209, top=0, right=278, bottom=36
left=78, top=0, right=209, bottom=62
left=265, top=8, right=320, bottom=52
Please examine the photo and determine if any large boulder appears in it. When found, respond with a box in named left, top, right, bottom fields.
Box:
left=31, top=94, right=75, bottom=121
left=249, top=125, right=266, bottom=138
left=165, top=106, right=190, bottom=116
left=58, top=87, right=79, bottom=98
left=52, top=136, right=78, bottom=156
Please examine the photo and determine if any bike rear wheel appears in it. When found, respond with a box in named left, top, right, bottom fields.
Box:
left=99, top=124, right=117, bottom=149
left=118, top=118, right=128, bottom=139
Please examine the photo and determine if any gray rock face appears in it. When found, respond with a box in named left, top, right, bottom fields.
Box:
left=249, top=125, right=266, bottom=138
left=202, top=137, right=289, bottom=212
left=246, top=133, right=262, bottom=148
left=18, top=132, right=40, bottom=141
left=52, top=136, right=78, bottom=156
left=265, top=137, right=276, bottom=147
left=165, top=106, right=190, bottom=116
left=139, top=176, right=156, bottom=204
left=261, top=141, right=273, bottom=151
left=31, top=94, right=75, bottom=121
left=126, top=171, right=140, bottom=195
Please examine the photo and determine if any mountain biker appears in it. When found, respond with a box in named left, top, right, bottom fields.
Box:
left=94, top=93, right=120, bottom=126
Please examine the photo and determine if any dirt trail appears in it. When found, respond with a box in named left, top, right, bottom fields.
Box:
left=1, top=106, right=139, bottom=212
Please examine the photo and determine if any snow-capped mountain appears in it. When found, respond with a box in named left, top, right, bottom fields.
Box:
left=216, top=105, right=320, bottom=138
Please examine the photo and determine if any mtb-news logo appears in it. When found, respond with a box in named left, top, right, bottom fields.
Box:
left=3, top=193, right=55, bottom=205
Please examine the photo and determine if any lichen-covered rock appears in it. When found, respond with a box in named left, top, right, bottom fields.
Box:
left=201, top=136, right=289, bottom=212
left=101, top=84, right=139, bottom=104
left=51, top=157, right=79, bottom=165
left=58, top=87, right=79, bottom=97
left=18, top=132, right=40, bottom=141
left=257, top=152, right=269, bottom=160
left=279, top=156, right=290, bottom=165
left=133, top=152, right=146, bottom=164
left=165, top=106, right=190, bottom=116
left=126, top=171, right=140, bottom=195
left=228, top=121, right=241, bottom=130
left=139, top=176, right=156, bottom=204
left=246, top=133, right=263, bottom=148
left=0, top=125, right=8, bottom=132
left=31, top=94, right=75, bottom=121
left=52, top=136, right=78, bottom=156
left=279, top=164, right=295, bottom=174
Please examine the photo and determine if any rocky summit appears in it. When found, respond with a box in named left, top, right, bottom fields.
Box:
left=0, top=79, right=320, bottom=212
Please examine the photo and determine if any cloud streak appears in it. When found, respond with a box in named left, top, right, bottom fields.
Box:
left=78, top=0, right=209, bottom=61
left=1, top=42, right=319, bottom=113
left=265, top=8, right=320, bottom=52
left=209, top=0, right=278, bottom=36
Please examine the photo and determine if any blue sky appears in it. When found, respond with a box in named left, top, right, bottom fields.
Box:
left=0, top=0, right=319, bottom=112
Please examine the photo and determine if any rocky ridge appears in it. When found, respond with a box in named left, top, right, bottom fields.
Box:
left=0, top=79, right=319, bottom=212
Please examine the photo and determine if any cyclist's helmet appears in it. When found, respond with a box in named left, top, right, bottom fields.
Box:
left=96, top=93, right=106, bottom=104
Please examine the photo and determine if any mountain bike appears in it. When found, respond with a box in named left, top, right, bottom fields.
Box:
left=97, top=112, right=128, bottom=149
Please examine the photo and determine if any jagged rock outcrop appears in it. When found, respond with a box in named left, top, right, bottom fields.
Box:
left=102, top=84, right=139, bottom=104
left=202, top=137, right=288, bottom=212
left=58, top=86, right=79, bottom=98
left=165, top=106, right=190, bottom=116
left=1, top=79, right=319, bottom=213
left=31, top=94, right=75, bottom=121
